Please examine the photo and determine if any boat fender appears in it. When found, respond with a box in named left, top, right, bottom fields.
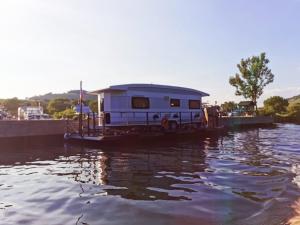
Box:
left=161, top=118, right=169, bottom=129
left=64, top=133, right=70, bottom=140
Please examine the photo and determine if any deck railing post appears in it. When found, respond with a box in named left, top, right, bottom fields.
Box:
left=146, top=112, right=149, bottom=126
left=93, top=112, right=96, bottom=135
left=87, top=113, right=90, bottom=136
left=179, top=112, right=182, bottom=128
left=190, top=112, right=193, bottom=124
left=103, top=112, right=106, bottom=136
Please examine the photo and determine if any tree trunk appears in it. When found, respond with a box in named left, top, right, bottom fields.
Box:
left=252, top=98, right=258, bottom=115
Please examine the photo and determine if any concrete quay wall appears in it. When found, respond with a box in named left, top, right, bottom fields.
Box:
left=0, top=116, right=274, bottom=139
left=220, top=116, right=274, bottom=128
left=0, top=120, right=76, bottom=138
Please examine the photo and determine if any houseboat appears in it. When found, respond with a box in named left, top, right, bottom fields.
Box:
left=64, top=83, right=222, bottom=144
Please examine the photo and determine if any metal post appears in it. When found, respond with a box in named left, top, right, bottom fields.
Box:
left=93, top=112, right=96, bottom=135
left=146, top=112, right=149, bottom=126
left=179, top=112, right=182, bottom=128
left=103, top=112, right=106, bottom=136
left=190, top=112, right=193, bottom=124
left=87, top=113, right=90, bottom=136
left=79, top=81, right=83, bottom=137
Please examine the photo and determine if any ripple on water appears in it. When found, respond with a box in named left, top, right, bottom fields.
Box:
left=0, top=124, right=299, bottom=225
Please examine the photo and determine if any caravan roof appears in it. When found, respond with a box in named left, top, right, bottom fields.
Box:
left=90, top=84, right=209, bottom=97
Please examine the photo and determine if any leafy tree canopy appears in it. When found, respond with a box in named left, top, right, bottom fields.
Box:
left=1, top=98, right=41, bottom=116
left=221, top=101, right=238, bottom=112
left=263, top=96, right=288, bottom=115
left=47, top=98, right=73, bottom=114
left=87, top=100, right=98, bottom=113
left=288, top=101, right=300, bottom=116
left=229, top=53, right=274, bottom=111
left=53, top=108, right=76, bottom=119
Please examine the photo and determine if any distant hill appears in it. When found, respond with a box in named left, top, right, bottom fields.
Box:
left=29, top=90, right=97, bottom=101
left=288, top=94, right=300, bottom=104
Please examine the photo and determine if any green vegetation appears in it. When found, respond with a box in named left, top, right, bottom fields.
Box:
left=0, top=96, right=97, bottom=119
left=261, top=95, right=300, bottom=124
left=263, top=96, right=288, bottom=115
left=87, top=100, right=98, bottom=113
left=229, top=52, right=274, bottom=111
left=53, top=108, right=77, bottom=119
left=0, top=90, right=99, bottom=119
left=29, top=90, right=97, bottom=101
left=2, top=98, right=22, bottom=116
left=221, top=101, right=238, bottom=113
left=47, top=98, right=72, bottom=115
left=0, top=98, right=45, bottom=116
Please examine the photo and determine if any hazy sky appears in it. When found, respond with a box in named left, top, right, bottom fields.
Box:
left=0, top=0, right=300, bottom=105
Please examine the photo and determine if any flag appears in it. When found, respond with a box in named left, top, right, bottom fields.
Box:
left=79, top=80, right=83, bottom=103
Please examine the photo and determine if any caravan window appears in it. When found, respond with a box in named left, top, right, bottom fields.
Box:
left=170, top=99, right=180, bottom=107
left=189, top=100, right=201, bottom=109
left=132, top=97, right=150, bottom=109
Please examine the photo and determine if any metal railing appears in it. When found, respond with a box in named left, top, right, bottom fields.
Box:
left=76, top=110, right=206, bottom=137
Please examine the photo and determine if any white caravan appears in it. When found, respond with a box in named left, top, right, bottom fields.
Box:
left=91, top=84, right=209, bottom=128
left=18, top=106, right=49, bottom=120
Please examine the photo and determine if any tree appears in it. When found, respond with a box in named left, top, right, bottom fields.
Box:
left=2, top=98, right=21, bottom=116
left=47, top=98, right=72, bottom=114
left=263, top=96, right=288, bottom=115
left=221, top=101, right=238, bottom=113
left=87, top=100, right=98, bottom=113
left=288, top=101, right=300, bottom=116
left=53, top=108, right=76, bottom=119
left=229, top=53, right=274, bottom=111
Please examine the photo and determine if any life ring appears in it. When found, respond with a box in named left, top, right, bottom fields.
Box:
left=161, top=118, right=169, bottom=129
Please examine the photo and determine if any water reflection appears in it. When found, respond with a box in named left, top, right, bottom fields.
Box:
left=55, top=139, right=214, bottom=201
left=0, top=125, right=299, bottom=225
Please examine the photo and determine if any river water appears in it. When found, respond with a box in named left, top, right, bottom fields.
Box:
left=0, top=124, right=300, bottom=225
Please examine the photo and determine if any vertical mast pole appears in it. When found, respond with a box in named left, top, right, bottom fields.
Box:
left=79, top=80, right=83, bottom=137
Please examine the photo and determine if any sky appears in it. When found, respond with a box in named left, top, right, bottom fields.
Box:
left=0, top=0, right=300, bottom=105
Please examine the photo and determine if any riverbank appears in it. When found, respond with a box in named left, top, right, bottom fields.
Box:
left=0, top=120, right=78, bottom=138
left=275, top=114, right=300, bottom=124
left=221, top=116, right=274, bottom=127
left=0, top=116, right=274, bottom=139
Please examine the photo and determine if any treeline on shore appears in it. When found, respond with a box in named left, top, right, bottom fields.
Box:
left=221, top=95, right=300, bottom=124
left=0, top=97, right=97, bottom=119
left=2, top=94, right=300, bottom=123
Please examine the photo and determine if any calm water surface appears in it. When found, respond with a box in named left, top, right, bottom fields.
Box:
left=1, top=124, right=300, bottom=225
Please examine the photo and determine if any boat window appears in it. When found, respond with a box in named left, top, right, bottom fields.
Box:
left=170, top=99, right=180, bottom=107
left=131, top=97, right=150, bottom=109
left=189, top=100, right=201, bottom=109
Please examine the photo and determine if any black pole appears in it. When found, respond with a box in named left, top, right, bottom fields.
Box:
left=87, top=113, right=90, bottom=136
left=93, top=112, right=96, bottom=135
left=79, top=81, right=83, bottom=137
left=146, top=112, right=149, bottom=126
left=179, top=112, right=182, bottom=128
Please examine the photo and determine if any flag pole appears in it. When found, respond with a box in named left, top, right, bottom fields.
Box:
left=79, top=80, right=83, bottom=137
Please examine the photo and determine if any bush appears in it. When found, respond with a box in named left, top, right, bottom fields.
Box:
left=263, top=96, right=288, bottom=115
left=53, top=108, right=76, bottom=119
left=47, top=98, right=72, bottom=115
left=288, top=102, right=300, bottom=115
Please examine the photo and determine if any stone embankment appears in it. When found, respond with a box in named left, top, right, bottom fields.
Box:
left=0, top=120, right=78, bottom=138
left=0, top=116, right=273, bottom=139
left=220, top=116, right=274, bottom=128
